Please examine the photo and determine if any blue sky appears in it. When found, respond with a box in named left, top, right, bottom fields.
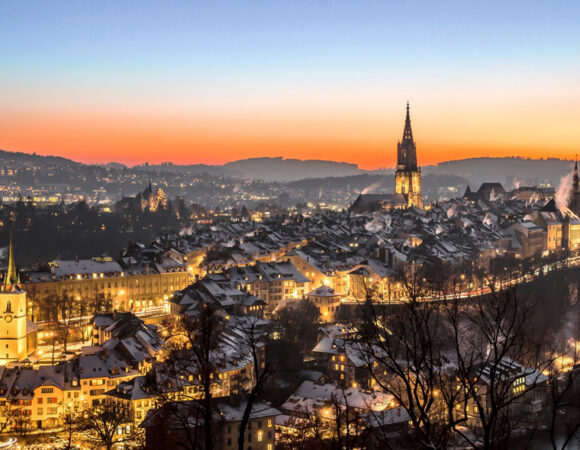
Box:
left=0, top=1, right=579, bottom=167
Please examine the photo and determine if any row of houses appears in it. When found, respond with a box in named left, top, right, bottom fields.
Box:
left=0, top=312, right=160, bottom=431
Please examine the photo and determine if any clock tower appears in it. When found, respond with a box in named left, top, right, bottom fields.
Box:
left=0, top=222, right=29, bottom=364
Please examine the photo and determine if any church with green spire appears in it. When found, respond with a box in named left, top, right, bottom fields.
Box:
left=0, top=221, right=35, bottom=364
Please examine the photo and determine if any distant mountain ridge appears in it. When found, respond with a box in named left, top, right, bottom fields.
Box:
left=132, top=156, right=361, bottom=181
left=425, top=157, right=575, bottom=189
left=0, top=149, right=81, bottom=168
left=0, top=148, right=574, bottom=186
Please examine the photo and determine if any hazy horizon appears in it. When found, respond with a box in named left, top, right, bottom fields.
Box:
left=0, top=146, right=577, bottom=171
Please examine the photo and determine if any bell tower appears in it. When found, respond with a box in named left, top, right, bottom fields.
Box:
left=394, top=102, right=423, bottom=208
left=569, top=159, right=580, bottom=216
left=0, top=218, right=29, bottom=364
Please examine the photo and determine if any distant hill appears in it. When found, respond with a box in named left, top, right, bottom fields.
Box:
left=424, top=157, right=575, bottom=189
left=132, top=156, right=362, bottom=181
left=133, top=162, right=239, bottom=177
left=0, top=148, right=574, bottom=187
left=132, top=156, right=574, bottom=186
left=0, top=149, right=80, bottom=168
left=223, top=157, right=361, bottom=181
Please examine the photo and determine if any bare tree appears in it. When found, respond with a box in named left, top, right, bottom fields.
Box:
left=55, top=291, right=78, bottom=354
left=357, top=265, right=464, bottom=449
left=232, top=316, right=273, bottom=450
left=148, top=302, right=224, bottom=450
left=80, top=402, right=132, bottom=450
left=55, top=406, right=81, bottom=450
left=275, top=298, right=320, bottom=354
left=444, top=286, right=550, bottom=450
left=0, top=394, right=22, bottom=434
left=329, top=386, right=363, bottom=450
left=545, top=352, right=580, bottom=449
left=276, top=404, right=326, bottom=450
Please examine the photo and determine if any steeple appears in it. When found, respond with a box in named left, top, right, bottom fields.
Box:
left=574, top=157, right=579, bottom=189
left=3, top=214, right=19, bottom=292
left=397, top=102, right=417, bottom=170
left=402, top=101, right=414, bottom=143
left=569, top=157, right=580, bottom=217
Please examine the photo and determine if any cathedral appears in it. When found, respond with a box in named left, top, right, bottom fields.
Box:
left=349, top=103, right=423, bottom=214
left=569, top=160, right=580, bottom=216
left=394, top=102, right=423, bottom=208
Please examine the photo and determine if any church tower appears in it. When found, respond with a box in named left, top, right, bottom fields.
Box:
left=394, top=102, right=423, bottom=208
left=569, top=159, right=580, bottom=216
left=0, top=221, right=29, bottom=364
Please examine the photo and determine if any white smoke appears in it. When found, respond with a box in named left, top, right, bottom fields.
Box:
left=555, top=172, right=574, bottom=210
left=361, top=182, right=383, bottom=195
left=365, top=214, right=385, bottom=233
left=513, top=177, right=521, bottom=190
left=482, top=213, right=497, bottom=227
left=179, top=226, right=194, bottom=236
left=364, top=213, right=392, bottom=233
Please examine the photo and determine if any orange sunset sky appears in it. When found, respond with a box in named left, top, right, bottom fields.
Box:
left=1, top=2, right=579, bottom=169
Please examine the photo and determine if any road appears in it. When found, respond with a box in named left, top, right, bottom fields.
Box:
left=344, top=254, right=580, bottom=305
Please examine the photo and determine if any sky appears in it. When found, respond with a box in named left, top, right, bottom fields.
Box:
left=0, top=1, right=579, bottom=170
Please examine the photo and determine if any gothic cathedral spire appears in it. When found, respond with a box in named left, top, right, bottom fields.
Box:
left=395, top=102, right=423, bottom=208
left=570, top=158, right=580, bottom=216
left=397, top=101, right=418, bottom=171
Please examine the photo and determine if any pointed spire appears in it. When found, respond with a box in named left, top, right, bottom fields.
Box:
left=574, top=156, right=579, bottom=191
left=397, top=102, right=417, bottom=170
left=402, top=101, right=413, bottom=143
left=3, top=213, right=19, bottom=292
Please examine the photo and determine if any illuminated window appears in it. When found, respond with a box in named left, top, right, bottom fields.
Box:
left=258, top=431, right=263, bottom=441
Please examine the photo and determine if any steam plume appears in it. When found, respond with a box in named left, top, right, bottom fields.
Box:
left=555, top=172, right=574, bottom=210
left=361, top=182, right=383, bottom=195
